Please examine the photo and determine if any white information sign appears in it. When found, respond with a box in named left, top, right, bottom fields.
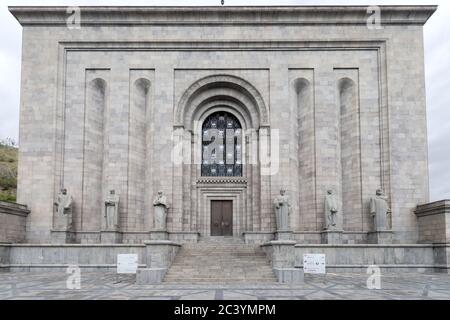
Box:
left=117, top=254, right=138, bottom=274
left=303, top=254, right=326, bottom=274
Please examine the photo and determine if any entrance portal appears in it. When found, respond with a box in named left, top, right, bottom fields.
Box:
left=210, top=200, right=233, bottom=236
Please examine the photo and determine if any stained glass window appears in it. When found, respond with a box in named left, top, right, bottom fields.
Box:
left=201, top=111, right=242, bottom=176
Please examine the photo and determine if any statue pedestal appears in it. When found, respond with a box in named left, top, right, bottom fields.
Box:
left=50, top=230, right=75, bottom=244
left=149, top=229, right=169, bottom=240
left=100, top=230, right=122, bottom=243
left=368, top=230, right=393, bottom=244
left=321, top=230, right=343, bottom=244
left=275, top=230, right=293, bottom=241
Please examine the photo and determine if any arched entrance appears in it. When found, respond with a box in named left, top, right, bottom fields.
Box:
left=172, top=74, right=272, bottom=238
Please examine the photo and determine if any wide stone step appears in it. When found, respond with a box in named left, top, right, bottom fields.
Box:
left=165, top=273, right=275, bottom=278
left=165, top=271, right=274, bottom=275
left=171, top=258, right=268, bottom=262
left=166, top=268, right=273, bottom=273
left=170, top=264, right=270, bottom=268
left=179, top=248, right=265, bottom=251
left=164, top=279, right=276, bottom=283
left=166, top=269, right=274, bottom=273
left=167, top=267, right=274, bottom=272
left=163, top=240, right=275, bottom=284
left=176, top=251, right=265, bottom=254
left=183, top=249, right=260, bottom=252
left=179, top=254, right=265, bottom=256
left=180, top=249, right=263, bottom=253
left=165, top=274, right=275, bottom=280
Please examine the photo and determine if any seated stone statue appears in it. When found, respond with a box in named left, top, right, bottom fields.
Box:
left=324, top=189, right=338, bottom=230
left=104, top=189, right=119, bottom=231
left=153, top=191, right=169, bottom=230
left=370, top=189, right=391, bottom=231
left=273, top=188, right=290, bottom=231
left=54, top=188, right=73, bottom=231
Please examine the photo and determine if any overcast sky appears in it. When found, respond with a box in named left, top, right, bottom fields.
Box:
left=0, top=0, right=449, bottom=201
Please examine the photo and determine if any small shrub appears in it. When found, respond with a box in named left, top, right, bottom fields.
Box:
left=0, top=191, right=16, bottom=202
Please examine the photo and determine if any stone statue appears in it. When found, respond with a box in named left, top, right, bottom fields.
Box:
left=54, top=188, right=73, bottom=230
left=273, top=188, right=290, bottom=231
left=324, top=189, right=338, bottom=230
left=153, top=191, right=169, bottom=230
left=104, top=189, right=119, bottom=231
left=370, top=189, right=391, bottom=231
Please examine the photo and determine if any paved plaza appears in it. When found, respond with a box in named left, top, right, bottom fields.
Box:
left=0, top=272, right=449, bottom=300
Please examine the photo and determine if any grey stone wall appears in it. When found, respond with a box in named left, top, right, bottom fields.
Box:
left=0, top=202, right=29, bottom=243
left=294, top=244, right=440, bottom=273
left=9, top=6, right=435, bottom=243
left=415, top=200, right=450, bottom=244
left=0, top=244, right=145, bottom=272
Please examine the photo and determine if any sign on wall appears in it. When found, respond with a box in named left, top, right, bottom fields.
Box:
left=117, top=254, right=138, bottom=274
left=303, top=254, right=326, bottom=274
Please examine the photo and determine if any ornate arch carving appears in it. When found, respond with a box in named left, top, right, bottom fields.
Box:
left=175, top=74, right=269, bottom=128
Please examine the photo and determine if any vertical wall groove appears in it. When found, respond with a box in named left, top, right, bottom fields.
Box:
left=128, top=78, right=151, bottom=231
left=338, top=77, right=362, bottom=231
left=82, top=77, right=107, bottom=231
left=295, top=78, right=315, bottom=230
left=289, top=70, right=315, bottom=231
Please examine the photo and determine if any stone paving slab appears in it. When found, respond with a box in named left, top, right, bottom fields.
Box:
left=0, top=272, right=449, bottom=300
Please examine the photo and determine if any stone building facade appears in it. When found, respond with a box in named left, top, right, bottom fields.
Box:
left=9, top=6, right=437, bottom=246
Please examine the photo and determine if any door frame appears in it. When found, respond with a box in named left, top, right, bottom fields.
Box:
left=210, top=200, right=233, bottom=236
left=205, top=196, right=238, bottom=237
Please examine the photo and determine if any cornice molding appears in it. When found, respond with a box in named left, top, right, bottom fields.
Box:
left=9, top=6, right=437, bottom=26
left=415, top=200, right=450, bottom=217
left=0, top=201, right=30, bottom=217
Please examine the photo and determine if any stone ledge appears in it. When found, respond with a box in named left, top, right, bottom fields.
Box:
left=294, top=243, right=435, bottom=248
left=262, top=240, right=297, bottom=246
left=415, top=200, right=450, bottom=217
left=295, top=264, right=446, bottom=268
left=9, top=6, right=437, bottom=26
left=0, top=263, right=147, bottom=268
left=0, top=244, right=146, bottom=247
left=0, top=201, right=30, bottom=217
left=143, top=240, right=182, bottom=246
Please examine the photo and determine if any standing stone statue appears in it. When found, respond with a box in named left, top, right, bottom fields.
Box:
left=324, top=189, right=338, bottom=230
left=273, top=188, right=290, bottom=231
left=153, top=191, right=169, bottom=230
left=54, top=188, right=73, bottom=230
left=104, top=189, right=119, bottom=231
left=370, top=189, right=391, bottom=231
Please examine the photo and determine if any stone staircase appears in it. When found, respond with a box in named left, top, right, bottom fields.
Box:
left=163, top=237, right=277, bottom=284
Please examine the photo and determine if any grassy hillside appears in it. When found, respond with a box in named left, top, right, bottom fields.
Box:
left=0, top=141, right=18, bottom=202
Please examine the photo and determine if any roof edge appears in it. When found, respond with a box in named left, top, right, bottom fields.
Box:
left=9, top=5, right=438, bottom=26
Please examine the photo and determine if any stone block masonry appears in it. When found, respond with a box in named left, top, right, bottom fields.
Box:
left=8, top=6, right=436, bottom=244
left=6, top=5, right=449, bottom=280
left=415, top=200, right=450, bottom=244
left=0, top=201, right=29, bottom=243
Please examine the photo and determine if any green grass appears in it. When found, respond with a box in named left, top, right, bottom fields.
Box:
left=0, top=143, right=18, bottom=202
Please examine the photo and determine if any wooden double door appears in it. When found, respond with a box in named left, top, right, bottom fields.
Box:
left=210, top=200, right=233, bottom=236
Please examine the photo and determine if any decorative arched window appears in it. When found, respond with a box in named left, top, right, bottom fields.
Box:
left=201, top=111, right=242, bottom=177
